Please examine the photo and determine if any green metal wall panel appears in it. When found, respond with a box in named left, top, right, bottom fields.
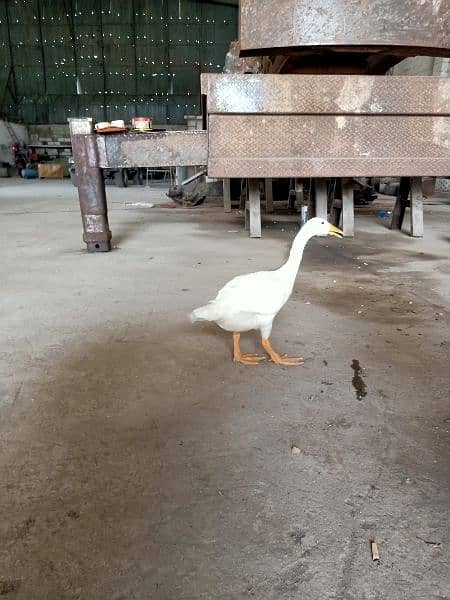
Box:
left=0, top=0, right=237, bottom=124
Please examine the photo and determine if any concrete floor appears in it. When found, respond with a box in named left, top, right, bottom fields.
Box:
left=0, top=179, right=449, bottom=600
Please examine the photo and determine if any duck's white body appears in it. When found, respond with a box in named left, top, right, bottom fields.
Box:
left=190, top=218, right=342, bottom=365
left=191, top=267, right=294, bottom=339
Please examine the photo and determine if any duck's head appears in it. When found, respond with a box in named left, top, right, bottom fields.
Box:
left=302, top=217, right=343, bottom=238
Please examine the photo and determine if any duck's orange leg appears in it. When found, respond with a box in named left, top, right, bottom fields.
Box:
left=233, top=332, right=265, bottom=365
left=262, top=338, right=304, bottom=366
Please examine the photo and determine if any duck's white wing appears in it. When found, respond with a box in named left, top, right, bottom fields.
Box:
left=214, top=270, right=285, bottom=315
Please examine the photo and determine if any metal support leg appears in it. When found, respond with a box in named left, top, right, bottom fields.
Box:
left=240, top=179, right=247, bottom=210
left=314, top=178, right=328, bottom=235
left=247, top=178, right=261, bottom=238
left=288, top=179, right=296, bottom=212
left=329, top=202, right=341, bottom=227
left=315, top=178, right=328, bottom=221
left=390, top=177, right=410, bottom=231
left=244, top=180, right=249, bottom=231
left=410, top=177, right=424, bottom=237
left=68, top=118, right=111, bottom=252
left=176, top=166, right=188, bottom=185
left=265, top=178, right=274, bottom=213
left=305, top=179, right=314, bottom=221
left=342, top=178, right=354, bottom=237
left=223, top=178, right=231, bottom=213
left=294, top=178, right=303, bottom=213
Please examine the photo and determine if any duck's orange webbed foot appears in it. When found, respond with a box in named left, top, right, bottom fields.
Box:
left=233, top=333, right=265, bottom=365
left=262, top=338, right=304, bottom=366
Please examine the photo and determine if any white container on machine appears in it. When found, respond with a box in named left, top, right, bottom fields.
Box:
left=132, top=117, right=153, bottom=131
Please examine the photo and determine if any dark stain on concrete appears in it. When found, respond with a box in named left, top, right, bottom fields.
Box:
left=66, top=510, right=80, bottom=520
left=351, top=359, right=367, bottom=400
left=0, top=579, right=20, bottom=596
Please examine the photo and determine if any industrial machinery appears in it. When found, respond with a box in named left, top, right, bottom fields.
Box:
left=167, top=171, right=209, bottom=207
left=69, top=158, right=145, bottom=189
left=70, top=0, right=450, bottom=251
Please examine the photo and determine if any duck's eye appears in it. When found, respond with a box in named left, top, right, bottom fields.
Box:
left=321, top=221, right=325, bottom=225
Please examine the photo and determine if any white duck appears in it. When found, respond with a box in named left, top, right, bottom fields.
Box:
left=190, top=218, right=343, bottom=366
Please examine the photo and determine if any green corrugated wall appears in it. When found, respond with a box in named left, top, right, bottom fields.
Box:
left=0, top=0, right=237, bottom=124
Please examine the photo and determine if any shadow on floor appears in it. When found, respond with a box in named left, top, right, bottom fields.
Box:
left=1, top=324, right=296, bottom=599
left=2, top=317, right=449, bottom=599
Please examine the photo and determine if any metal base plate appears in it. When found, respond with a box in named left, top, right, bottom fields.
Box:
left=86, top=241, right=111, bottom=253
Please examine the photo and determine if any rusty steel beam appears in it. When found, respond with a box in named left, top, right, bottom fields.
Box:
left=207, top=114, right=450, bottom=178
left=239, top=0, right=450, bottom=58
left=96, top=131, right=208, bottom=169
left=202, top=74, right=450, bottom=115
left=69, top=118, right=111, bottom=252
left=204, top=74, right=450, bottom=178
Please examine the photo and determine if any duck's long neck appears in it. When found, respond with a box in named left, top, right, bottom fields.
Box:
left=278, top=228, right=312, bottom=287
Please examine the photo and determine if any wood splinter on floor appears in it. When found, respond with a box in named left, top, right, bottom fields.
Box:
left=371, top=541, right=380, bottom=561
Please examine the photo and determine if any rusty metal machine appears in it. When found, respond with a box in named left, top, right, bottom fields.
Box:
left=239, top=0, right=449, bottom=73
left=68, top=120, right=207, bottom=252
left=70, top=0, right=450, bottom=251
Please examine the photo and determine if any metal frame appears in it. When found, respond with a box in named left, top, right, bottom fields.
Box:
left=95, top=131, right=207, bottom=169
left=201, top=73, right=450, bottom=238
left=390, top=177, right=424, bottom=237
left=202, top=74, right=450, bottom=179
left=202, top=74, right=450, bottom=115
left=69, top=118, right=207, bottom=252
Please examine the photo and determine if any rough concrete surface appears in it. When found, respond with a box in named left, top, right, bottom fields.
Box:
left=0, top=179, right=449, bottom=600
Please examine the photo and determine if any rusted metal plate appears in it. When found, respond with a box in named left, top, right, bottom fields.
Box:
left=202, top=74, right=450, bottom=115
left=207, top=114, right=450, bottom=178
left=240, top=0, right=450, bottom=57
left=223, top=41, right=262, bottom=74
left=96, top=131, right=208, bottom=168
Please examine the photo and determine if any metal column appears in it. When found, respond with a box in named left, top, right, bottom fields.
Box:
left=245, top=179, right=262, bottom=238
left=223, top=178, right=232, bottom=213
left=68, top=118, right=111, bottom=252
left=342, top=178, right=354, bottom=237
left=265, top=179, right=274, bottom=213
left=315, top=179, right=328, bottom=222
left=410, top=177, right=424, bottom=237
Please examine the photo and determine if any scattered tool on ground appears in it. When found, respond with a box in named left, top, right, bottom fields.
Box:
left=371, top=541, right=380, bottom=561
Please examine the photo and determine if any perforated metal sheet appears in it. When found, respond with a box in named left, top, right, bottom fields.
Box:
left=240, top=0, right=450, bottom=56
left=202, top=74, right=450, bottom=115
left=207, top=114, right=450, bottom=178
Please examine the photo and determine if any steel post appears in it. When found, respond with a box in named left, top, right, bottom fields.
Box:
left=342, top=178, right=354, bottom=237
left=315, top=179, right=328, bottom=224
left=246, top=179, right=261, bottom=238
left=410, top=177, right=424, bottom=238
left=223, top=179, right=232, bottom=213
left=390, top=177, right=411, bottom=231
left=68, top=118, right=111, bottom=252
left=265, top=179, right=274, bottom=213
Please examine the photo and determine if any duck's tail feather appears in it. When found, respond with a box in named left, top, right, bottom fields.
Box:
left=189, top=302, right=218, bottom=323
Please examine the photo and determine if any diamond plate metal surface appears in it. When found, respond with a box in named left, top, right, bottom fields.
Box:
left=96, top=131, right=208, bottom=168
left=202, top=74, right=450, bottom=115
left=240, top=0, right=450, bottom=56
left=207, top=114, right=450, bottom=178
